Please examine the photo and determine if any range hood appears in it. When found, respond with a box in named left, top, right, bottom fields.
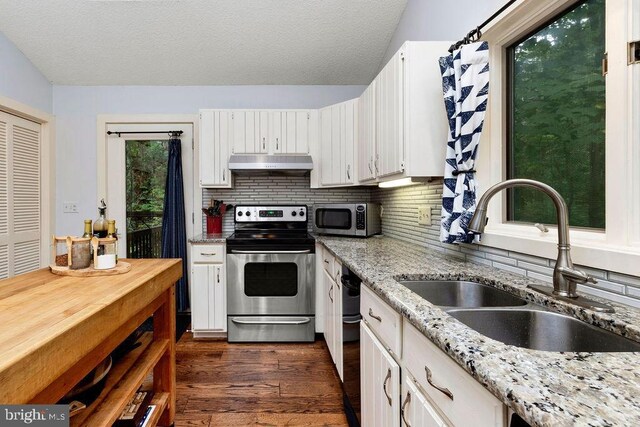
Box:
left=228, top=154, right=313, bottom=176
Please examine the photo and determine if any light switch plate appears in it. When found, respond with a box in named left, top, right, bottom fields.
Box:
left=63, top=202, right=79, bottom=213
left=418, top=206, right=432, bottom=226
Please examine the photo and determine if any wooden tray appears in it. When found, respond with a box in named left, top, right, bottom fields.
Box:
left=50, top=261, right=131, bottom=276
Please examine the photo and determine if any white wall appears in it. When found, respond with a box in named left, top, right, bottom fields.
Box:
left=380, top=0, right=505, bottom=67
left=53, top=85, right=366, bottom=234
left=0, top=31, right=52, bottom=113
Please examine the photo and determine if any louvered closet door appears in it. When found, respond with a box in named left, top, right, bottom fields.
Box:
left=0, top=111, right=41, bottom=279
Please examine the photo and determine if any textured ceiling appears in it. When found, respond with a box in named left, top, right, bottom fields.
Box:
left=0, top=0, right=407, bottom=85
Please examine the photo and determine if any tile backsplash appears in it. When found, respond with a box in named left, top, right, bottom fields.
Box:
left=202, top=175, right=372, bottom=233
left=372, top=180, right=640, bottom=308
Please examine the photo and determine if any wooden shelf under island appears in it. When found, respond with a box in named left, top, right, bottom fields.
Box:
left=0, top=258, right=182, bottom=427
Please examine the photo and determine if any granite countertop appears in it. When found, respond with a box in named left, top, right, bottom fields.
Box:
left=189, top=233, right=231, bottom=243
left=316, top=235, right=640, bottom=427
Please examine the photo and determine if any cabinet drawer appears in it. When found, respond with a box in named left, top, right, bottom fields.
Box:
left=191, top=244, right=225, bottom=263
left=361, top=286, right=402, bottom=357
left=403, top=321, right=506, bottom=427
left=321, top=248, right=334, bottom=274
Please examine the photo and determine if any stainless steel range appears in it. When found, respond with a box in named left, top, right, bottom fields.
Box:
left=226, top=205, right=316, bottom=342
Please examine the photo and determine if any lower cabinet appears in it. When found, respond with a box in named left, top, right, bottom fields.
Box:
left=322, top=252, right=343, bottom=380
left=361, top=321, right=400, bottom=427
left=401, top=374, right=447, bottom=427
left=190, top=244, right=227, bottom=337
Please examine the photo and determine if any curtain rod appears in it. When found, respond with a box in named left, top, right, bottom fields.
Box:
left=448, top=0, right=517, bottom=53
left=106, top=130, right=183, bottom=137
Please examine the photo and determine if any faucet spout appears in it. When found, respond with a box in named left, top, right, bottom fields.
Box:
left=469, top=179, right=593, bottom=298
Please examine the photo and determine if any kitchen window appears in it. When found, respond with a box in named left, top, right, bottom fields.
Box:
left=476, top=0, right=640, bottom=275
left=506, top=0, right=606, bottom=230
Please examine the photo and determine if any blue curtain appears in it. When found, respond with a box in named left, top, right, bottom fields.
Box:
left=439, top=41, right=490, bottom=244
left=161, top=137, right=189, bottom=312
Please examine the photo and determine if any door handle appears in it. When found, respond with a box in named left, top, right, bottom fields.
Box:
left=342, top=316, right=362, bottom=325
left=223, top=169, right=226, bottom=181
left=200, top=252, right=217, bottom=256
left=276, top=137, right=279, bottom=150
left=425, top=366, right=454, bottom=400
left=216, top=267, right=220, bottom=283
left=230, top=250, right=311, bottom=254
left=401, top=391, right=412, bottom=426
left=382, top=368, right=392, bottom=406
left=347, top=164, right=351, bottom=180
left=231, top=317, right=311, bottom=325
left=368, top=308, right=382, bottom=322
left=262, top=137, right=266, bottom=150
left=329, top=284, right=334, bottom=303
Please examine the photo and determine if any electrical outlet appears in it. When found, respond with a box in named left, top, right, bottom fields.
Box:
left=418, top=205, right=432, bottom=226
left=63, top=202, right=79, bottom=213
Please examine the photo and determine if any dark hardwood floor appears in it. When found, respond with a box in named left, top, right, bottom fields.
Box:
left=175, top=332, right=349, bottom=426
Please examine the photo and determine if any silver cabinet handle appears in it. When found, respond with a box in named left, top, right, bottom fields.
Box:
left=223, top=169, right=226, bottom=181
left=347, top=164, right=351, bottom=180
left=231, top=250, right=311, bottom=254
left=216, top=267, right=220, bottom=283
left=368, top=307, right=382, bottom=322
left=276, top=137, right=279, bottom=150
left=262, top=137, right=266, bottom=150
left=323, top=259, right=330, bottom=264
left=231, top=317, right=311, bottom=325
left=382, top=368, right=392, bottom=406
left=343, top=316, right=362, bottom=325
left=425, top=366, right=453, bottom=400
left=329, top=283, right=334, bottom=303
left=401, top=391, right=412, bottom=427
left=200, top=252, right=217, bottom=256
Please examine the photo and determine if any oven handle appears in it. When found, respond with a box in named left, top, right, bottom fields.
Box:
left=343, top=316, right=362, bottom=324
left=231, top=317, right=312, bottom=325
left=230, top=250, right=312, bottom=254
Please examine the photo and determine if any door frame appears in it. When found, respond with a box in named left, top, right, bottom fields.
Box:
left=0, top=95, right=55, bottom=268
left=96, top=114, right=201, bottom=255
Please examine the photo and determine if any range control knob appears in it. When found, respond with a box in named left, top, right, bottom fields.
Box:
left=245, top=211, right=251, bottom=217
left=237, top=211, right=243, bottom=216
left=291, top=211, right=297, bottom=217
left=299, top=210, right=305, bottom=217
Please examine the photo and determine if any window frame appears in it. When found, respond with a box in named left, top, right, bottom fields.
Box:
left=476, top=0, right=640, bottom=276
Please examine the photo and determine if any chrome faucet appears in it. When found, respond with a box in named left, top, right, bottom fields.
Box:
left=468, top=179, right=613, bottom=312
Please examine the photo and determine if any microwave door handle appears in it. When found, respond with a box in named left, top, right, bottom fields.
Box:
left=230, top=250, right=312, bottom=254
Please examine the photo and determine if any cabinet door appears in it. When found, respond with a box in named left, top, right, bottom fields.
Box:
left=361, top=322, right=400, bottom=427
left=319, top=107, right=334, bottom=186
left=199, top=110, right=216, bottom=186
left=343, top=100, right=356, bottom=185
left=258, top=111, right=269, bottom=153
left=376, top=50, right=404, bottom=178
left=358, top=82, right=377, bottom=182
left=281, top=111, right=310, bottom=154
left=401, top=375, right=448, bottom=427
left=191, top=264, right=210, bottom=331
left=210, top=264, right=227, bottom=331
left=269, top=111, right=282, bottom=153
left=331, top=104, right=342, bottom=185
left=333, top=260, right=343, bottom=380
left=231, top=111, right=261, bottom=154
left=323, top=268, right=336, bottom=361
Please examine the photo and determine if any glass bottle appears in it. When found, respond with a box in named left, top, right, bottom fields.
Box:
left=93, top=199, right=108, bottom=238
left=82, top=219, right=92, bottom=238
left=107, top=219, right=118, bottom=263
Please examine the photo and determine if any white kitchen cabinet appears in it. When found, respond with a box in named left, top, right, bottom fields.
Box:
left=231, top=111, right=264, bottom=154
left=319, top=99, right=358, bottom=187
left=403, top=320, right=507, bottom=427
left=361, top=321, right=400, bottom=427
left=190, top=243, right=227, bottom=337
left=280, top=111, right=313, bottom=154
left=374, top=41, right=451, bottom=182
left=322, top=252, right=344, bottom=381
left=231, top=110, right=314, bottom=155
left=199, top=110, right=232, bottom=188
left=358, top=80, right=377, bottom=182
left=401, top=373, right=448, bottom=427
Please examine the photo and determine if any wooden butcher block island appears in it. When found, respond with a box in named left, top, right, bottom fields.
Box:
left=0, top=258, right=182, bottom=427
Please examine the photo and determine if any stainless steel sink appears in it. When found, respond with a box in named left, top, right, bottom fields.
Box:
left=399, top=280, right=528, bottom=308
left=448, top=309, right=640, bottom=352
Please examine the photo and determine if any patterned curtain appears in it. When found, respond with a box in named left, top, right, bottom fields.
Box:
left=161, top=137, right=189, bottom=312
left=439, top=41, right=490, bottom=244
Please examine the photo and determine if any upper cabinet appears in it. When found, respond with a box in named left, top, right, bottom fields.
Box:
left=319, top=99, right=358, bottom=187
left=230, top=110, right=314, bottom=155
left=358, top=81, right=377, bottom=183
left=200, top=110, right=232, bottom=188
left=375, top=41, right=451, bottom=182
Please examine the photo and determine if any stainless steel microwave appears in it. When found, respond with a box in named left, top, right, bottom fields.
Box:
left=313, top=203, right=381, bottom=237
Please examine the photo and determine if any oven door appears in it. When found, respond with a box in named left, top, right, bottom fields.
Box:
left=313, top=205, right=356, bottom=236
left=227, top=250, right=315, bottom=315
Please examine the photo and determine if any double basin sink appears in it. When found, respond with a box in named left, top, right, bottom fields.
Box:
left=400, top=280, right=640, bottom=352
